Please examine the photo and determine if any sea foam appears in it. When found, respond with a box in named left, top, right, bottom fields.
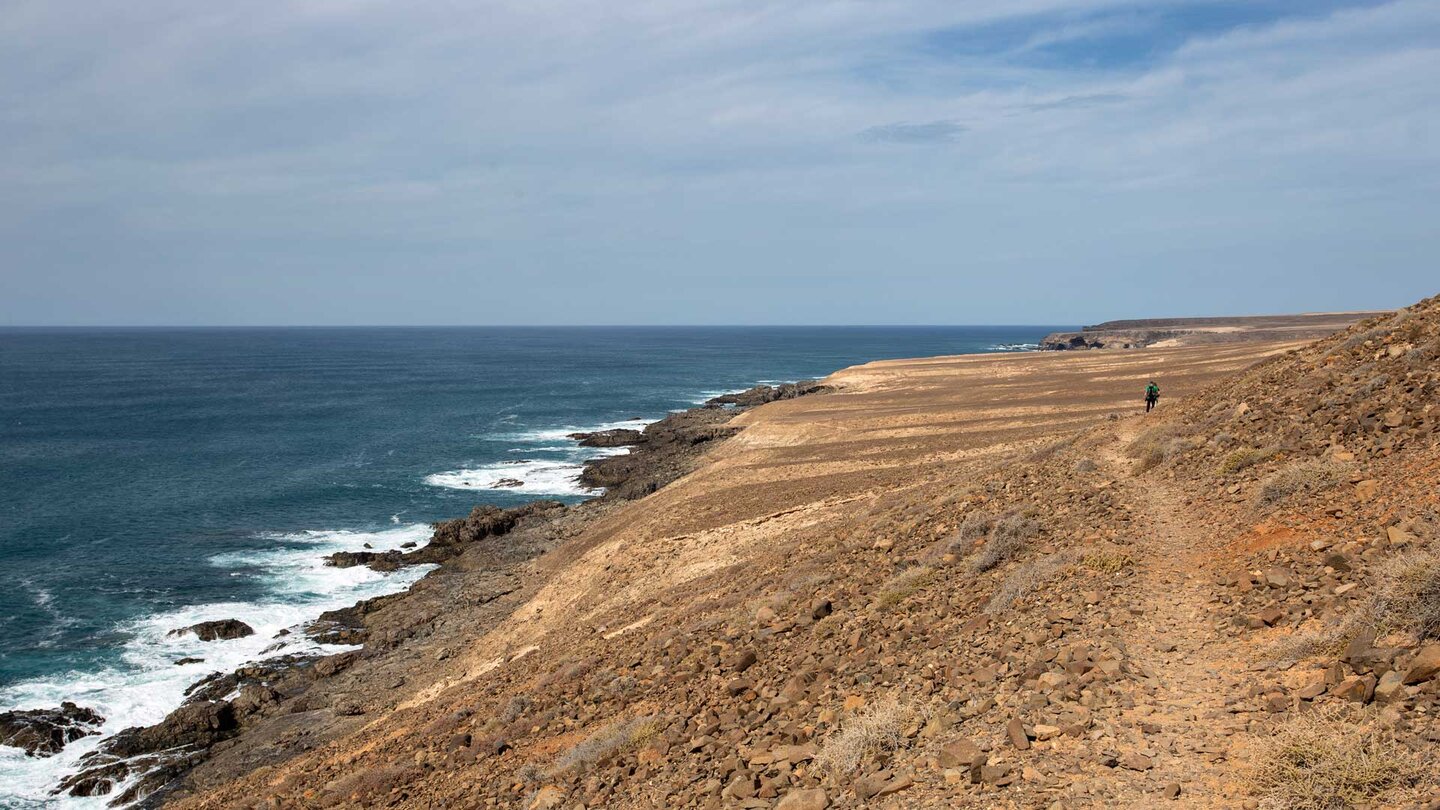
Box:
left=426, top=417, right=649, bottom=497
left=0, top=524, right=434, bottom=809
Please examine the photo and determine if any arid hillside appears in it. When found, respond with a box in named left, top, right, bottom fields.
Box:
left=167, top=297, right=1440, bottom=810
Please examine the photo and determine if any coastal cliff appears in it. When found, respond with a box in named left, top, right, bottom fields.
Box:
left=25, top=298, right=1440, bottom=808
left=1040, top=311, right=1383, bottom=350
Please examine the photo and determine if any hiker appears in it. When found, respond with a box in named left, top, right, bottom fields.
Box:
left=1144, top=380, right=1160, bottom=413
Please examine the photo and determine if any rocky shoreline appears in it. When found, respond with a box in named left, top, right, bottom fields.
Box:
left=3, top=380, right=828, bottom=807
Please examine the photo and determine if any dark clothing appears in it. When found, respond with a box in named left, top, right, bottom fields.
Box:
left=1144, top=383, right=1160, bottom=413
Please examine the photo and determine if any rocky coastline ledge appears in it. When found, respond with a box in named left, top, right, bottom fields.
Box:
left=0, top=380, right=829, bottom=807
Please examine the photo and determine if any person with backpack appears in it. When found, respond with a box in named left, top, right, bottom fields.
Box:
left=1144, top=380, right=1161, bottom=413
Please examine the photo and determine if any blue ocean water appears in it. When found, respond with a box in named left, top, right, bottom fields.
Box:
left=0, top=325, right=1058, bottom=803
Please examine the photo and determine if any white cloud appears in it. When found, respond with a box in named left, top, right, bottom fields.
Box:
left=0, top=0, right=1436, bottom=323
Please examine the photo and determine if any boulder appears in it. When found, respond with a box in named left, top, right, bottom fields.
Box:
left=0, top=702, right=104, bottom=757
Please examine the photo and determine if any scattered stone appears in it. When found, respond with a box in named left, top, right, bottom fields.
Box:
left=1330, top=675, right=1376, bottom=704
left=1120, top=753, right=1153, bottom=771
left=1403, top=645, right=1440, bottom=685
left=1006, top=717, right=1030, bottom=750
left=938, top=739, right=982, bottom=768
left=774, top=788, right=828, bottom=810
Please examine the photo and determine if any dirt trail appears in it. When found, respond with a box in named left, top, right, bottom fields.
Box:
left=1099, top=417, right=1252, bottom=805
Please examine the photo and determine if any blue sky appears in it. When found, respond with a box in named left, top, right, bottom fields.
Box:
left=1, top=0, right=1436, bottom=325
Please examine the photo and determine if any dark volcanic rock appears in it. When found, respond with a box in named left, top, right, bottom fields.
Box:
left=324, top=501, right=565, bottom=574
left=325, top=549, right=404, bottom=571
left=705, top=380, right=828, bottom=407
left=568, top=428, right=644, bottom=447
left=57, top=701, right=239, bottom=803
left=56, top=650, right=359, bottom=804
left=581, top=380, right=829, bottom=500
left=0, top=702, right=104, bottom=757
left=168, top=619, right=255, bottom=642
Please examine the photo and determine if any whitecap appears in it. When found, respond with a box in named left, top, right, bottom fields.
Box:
left=498, top=417, right=652, bottom=444
left=425, top=459, right=601, bottom=496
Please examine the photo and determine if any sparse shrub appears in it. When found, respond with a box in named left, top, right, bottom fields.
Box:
left=550, top=716, right=658, bottom=776
left=1250, top=708, right=1422, bottom=809
left=814, top=697, right=924, bottom=775
left=985, top=551, right=1076, bottom=613
left=959, top=512, right=994, bottom=539
left=1134, top=445, right=1166, bottom=474
left=968, top=512, right=1040, bottom=573
left=1253, top=460, right=1352, bottom=509
left=539, top=658, right=593, bottom=688
left=1261, top=610, right=1371, bottom=667
left=1028, top=438, right=1070, bottom=462
left=1219, top=447, right=1274, bottom=475
left=1374, top=548, right=1440, bottom=640
left=1266, top=546, right=1440, bottom=665
left=1126, top=424, right=1183, bottom=457
left=500, top=695, right=531, bottom=724
left=321, top=766, right=422, bottom=803
left=874, top=566, right=935, bottom=609
left=1127, top=425, right=1197, bottom=474
left=1082, top=549, right=1135, bottom=574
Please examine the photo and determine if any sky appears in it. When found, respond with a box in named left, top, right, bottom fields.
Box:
left=1, top=0, right=1437, bottom=325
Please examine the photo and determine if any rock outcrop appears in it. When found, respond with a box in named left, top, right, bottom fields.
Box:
left=567, top=428, right=644, bottom=447
left=323, top=500, right=566, bottom=573
left=0, top=702, right=104, bottom=757
left=167, top=619, right=254, bottom=642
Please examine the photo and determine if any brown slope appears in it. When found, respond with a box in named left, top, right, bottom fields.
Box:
left=170, top=298, right=1440, bottom=810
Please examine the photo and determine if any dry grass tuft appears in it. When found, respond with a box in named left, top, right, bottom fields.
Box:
left=985, top=551, right=1076, bottom=613
left=1373, top=547, right=1440, bottom=640
left=1261, top=610, right=1371, bottom=667
left=1126, top=424, right=1184, bottom=457
left=1253, top=459, right=1352, bottom=509
left=1250, top=708, right=1423, bottom=809
left=874, top=566, right=935, bottom=609
left=1219, top=446, right=1275, bottom=475
left=1082, top=549, right=1135, bottom=574
left=322, top=766, right=422, bottom=803
left=1265, top=546, right=1440, bottom=665
left=550, top=716, right=659, bottom=776
left=1127, top=425, right=1200, bottom=474
left=967, top=512, right=1040, bottom=573
left=814, top=697, right=924, bottom=775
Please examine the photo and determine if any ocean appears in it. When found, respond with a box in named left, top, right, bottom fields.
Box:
left=0, top=325, right=1060, bottom=806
